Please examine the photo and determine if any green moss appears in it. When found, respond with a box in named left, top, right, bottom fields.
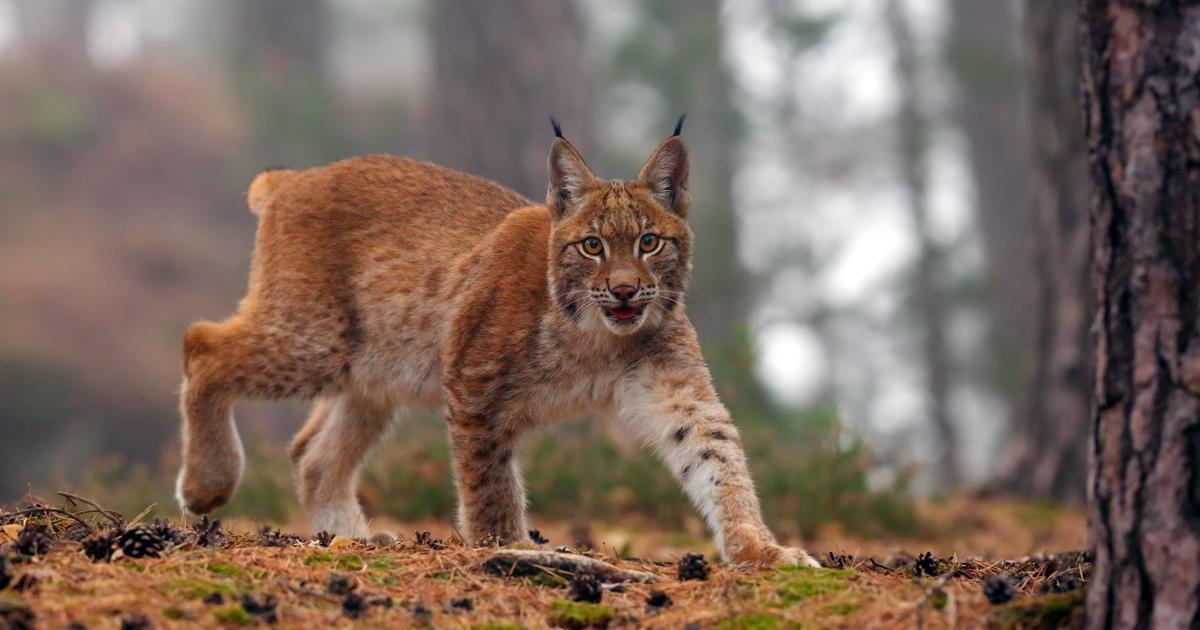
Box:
left=823, top=600, right=860, bottom=616
left=773, top=567, right=854, bottom=607
left=367, top=555, right=402, bottom=571
left=989, top=590, right=1086, bottom=629
left=717, top=612, right=790, bottom=629
left=162, top=606, right=186, bottom=620
left=213, top=604, right=253, bottom=625
left=163, top=578, right=237, bottom=600
left=367, top=574, right=401, bottom=587
left=304, top=552, right=365, bottom=571
left=547, top=599, right=615, bottom=629
left=931, top=591, right=948, bottom=611
left=205, top=562, right=244, bottom=577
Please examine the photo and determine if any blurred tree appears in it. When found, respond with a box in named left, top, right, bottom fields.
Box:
left=226, top=0, right=342, bottom=167
left=1083, top=1, right=1200, bottom=624
left=945, top=0, right=1035, bottom=418
left=886, top=0, right=958, bottom=487
left=608, top=0, right=748, bottom=346
left=991, top=0, right=1089, bottom=502
left=13, top=0, right=92, bottom=61
left=428, top=0, right=595, bottom=200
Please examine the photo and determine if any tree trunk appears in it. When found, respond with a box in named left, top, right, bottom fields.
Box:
left=1082, top=1, right=1200, bottom=626
left=993, top=0, right=1091, bottom=502
left=945, top=0, right=1036, bottom=425
left=428, top=0, right=595, bottom=200
left=649, top=0, right=746, bottom=344
left=887, top=0, right=959, bottom=487
left=228, top=0, right=337, bottom=166
left=13, top=0, right=92, bottom=63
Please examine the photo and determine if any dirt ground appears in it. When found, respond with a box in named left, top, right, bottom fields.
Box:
left=0, top=497, right=1088, bottom=629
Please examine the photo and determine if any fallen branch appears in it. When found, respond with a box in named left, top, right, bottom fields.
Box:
left=481, top=549, right=658, bottom=583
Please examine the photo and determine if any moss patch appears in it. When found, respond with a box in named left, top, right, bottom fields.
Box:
left=773, top=567, right=855, bottom=607
left=303, top=552, right=365, bottom=571
left=547, top=598, right=615, bottom=629
left=163, top=578, right=237, bottom=600
left=717, top=612, right=791, bottom=629
left=989, top=589, right=1085, bottom=629
left=213, top=604, right=253, bottom=625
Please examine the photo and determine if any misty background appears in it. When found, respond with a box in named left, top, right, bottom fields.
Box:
left=0, top=0, right=1086, bottom=538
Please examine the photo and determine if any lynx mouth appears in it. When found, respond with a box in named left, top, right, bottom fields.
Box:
left=604, top=305, right=643, bottom=323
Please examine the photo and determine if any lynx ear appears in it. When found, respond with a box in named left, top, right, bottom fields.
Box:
left=546, top=120, right=596, bottom=219
left=637, top=133, right=689, bottom=216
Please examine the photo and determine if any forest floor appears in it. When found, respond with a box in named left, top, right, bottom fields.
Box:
left=0, top=496, right=1088, bottom=629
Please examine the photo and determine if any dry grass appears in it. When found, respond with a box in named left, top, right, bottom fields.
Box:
left=0, top=496, right=1088, bottom=629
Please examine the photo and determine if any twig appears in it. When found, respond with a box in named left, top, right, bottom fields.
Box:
left=482, top=549, right=658, bottom=583
left=4, top=507, right=94, bottom=533
left=57, top=492, right=123, bottom=526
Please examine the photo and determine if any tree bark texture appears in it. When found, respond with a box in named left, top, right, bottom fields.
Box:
left=429, top=0, right=595, bottom=200
left=1082, top=1, right=1200, bottom=627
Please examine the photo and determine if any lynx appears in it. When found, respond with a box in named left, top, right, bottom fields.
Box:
left=176, top=119, right=819, bottom=567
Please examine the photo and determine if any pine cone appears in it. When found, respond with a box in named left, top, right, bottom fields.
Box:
left=528, top=529, right=549, bottom=545
left=16, top=524, right=53, bottom=557
left=677, top=552, right=709, bottom=581
left=645, top=589, right=673, bottom=610
left=82, top=530, right=118, bottom=562
left=191, top=516, right=227, bottom=548
left=151, top=519, right=188, bottom=546
left=983, top=574, right=1016, bottom=605
left=241, top=593, right=278, bottom=624
left=342, top=593, right=369, bottom=620
left=568, top=572, right=603, bottom=603
left=118, top=525, right=166, bottom=559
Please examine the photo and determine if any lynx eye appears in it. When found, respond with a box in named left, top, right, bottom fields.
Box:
left=639, top=233, right=661, bottom=254
left=580, top=237, right=604, bottom=257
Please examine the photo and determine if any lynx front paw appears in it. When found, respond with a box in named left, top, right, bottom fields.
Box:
left=175, top=464, right=239, bottom=515
left=724, top=524, right=822, bottom=568
left=757, top=545, right=822, bottom=568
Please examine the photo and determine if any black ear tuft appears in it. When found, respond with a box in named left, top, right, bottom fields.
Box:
left=672, top=113, right=687, bottom=137
left=551, top=116, right=564, bottom=139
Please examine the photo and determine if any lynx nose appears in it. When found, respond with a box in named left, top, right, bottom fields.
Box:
left=610, top=284, right=638, bottom=302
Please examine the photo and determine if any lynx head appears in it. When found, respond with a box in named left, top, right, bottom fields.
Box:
left=546, top=117, right=692, bottom=336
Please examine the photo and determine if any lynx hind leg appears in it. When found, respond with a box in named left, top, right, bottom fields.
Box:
left=177, top=316, right=346, bottom=515
left=295, top=393, right=394, bottom=538
left=291, top=398, right=333, bottom=465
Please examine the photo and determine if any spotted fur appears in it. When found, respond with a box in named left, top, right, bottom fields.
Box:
left=175, top=132, right=818, bottom=567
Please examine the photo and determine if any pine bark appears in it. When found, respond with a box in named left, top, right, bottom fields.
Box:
left=1082, top=1, right=1200, bottom=626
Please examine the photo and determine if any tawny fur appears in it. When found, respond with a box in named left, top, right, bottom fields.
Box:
left=176, top=133, right=818, bottom=567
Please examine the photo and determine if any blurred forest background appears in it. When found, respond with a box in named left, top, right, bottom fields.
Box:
left=0, top=0, right=1088, bottom=540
